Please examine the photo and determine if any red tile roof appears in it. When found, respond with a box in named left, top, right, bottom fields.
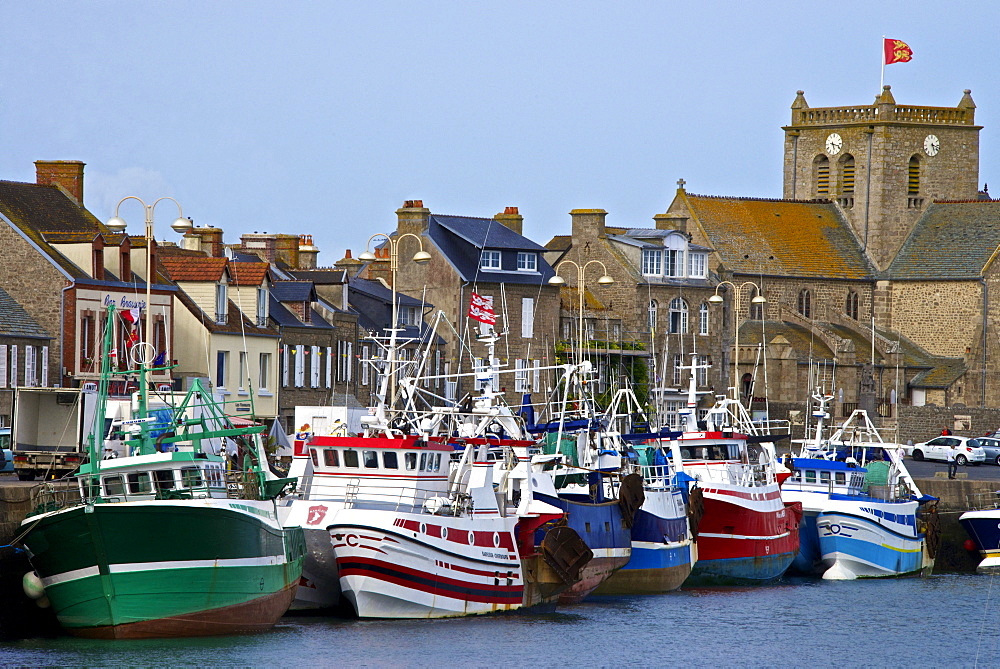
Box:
left=229, top=261, right=270, bottom=286
left=159, top=256, right=228, bottom=282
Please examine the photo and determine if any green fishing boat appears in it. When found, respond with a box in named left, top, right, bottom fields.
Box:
left=18, top=305, right=304, bottom=638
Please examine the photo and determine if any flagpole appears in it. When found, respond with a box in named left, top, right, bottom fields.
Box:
left=880, top=35, right=885, bottom=90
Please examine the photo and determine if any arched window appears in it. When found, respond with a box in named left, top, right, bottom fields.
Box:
left=699, top=302, right=709, bottom=335
left=669, top=298, right=688, bottom=334
left=813, top=155, right=830, bottom=197
left=748, top=286, right=763, bottom=320
left=648, top=300, right=658, bottom=332
left=908, top=155, right=920, bottom=194
left=845, top=290, right=859, bottom=320
left=797, top=289, right=811, bottom=318
left=741, top=373, right=754, bottom=403
left=840, top=154, right=855, bottom=194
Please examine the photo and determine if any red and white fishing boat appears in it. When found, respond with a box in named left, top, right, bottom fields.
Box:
left=667, top=357, right=800, bottom=585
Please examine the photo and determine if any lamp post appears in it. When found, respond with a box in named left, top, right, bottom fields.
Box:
left=105, top=197, right=191, bottom=417
left=708, top=280, right=767, bottom=404
left=358, top=233, right=431, bottom=412
left=548, top=260, right=615, bottom=363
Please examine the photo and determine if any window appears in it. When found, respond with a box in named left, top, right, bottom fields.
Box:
left=80, top=312, right=95, bottom=369
left=259, top=352, right=271, bottom=391
left=697, top=355, right=709, bottom=386
left=405, top=452, right=417, bottom=470
left=215, top=284, right=228, bottom=324
left=361, top=345, right=370, bottom=386
left=216, top=350, right=229, bottom=389
left=699, top=303, right=709, bottom=335
left=516, top=252, right=537, bottom=271
left=398, top=306, right=418, bottom=326
left=257, top=287, right=268, bottom=326
left=128, top=472, right=152, bottom=493
left=238, top=352, right=247, bottom=391
left=846, top=291, right=859, bottom=320
left=840, top=154, right=855, bottom=194
left=689, top=253, right=706, bottom=278
left=908, top=155, right=920, bottom=194
left=665, top=250, right=683, bottom=278
left=363, top=450, right=378, bottom=468
left=515, top=359, right=529, bottom=393
left=104, top=475, right=125, bottom=496
left=480, top=250, right=501, bottom=270
left=383, top=451, right=398, bottom=469
left=669, top=298, right=688, bottom=334
left=310, top=449, right=318, bottom=466
left=324, top=449, right=339, bottom=467
left=797, top=289, right=811, bottom=318
left=647, top=300, right=658, bottom=332
left=673, top=353, right=683, bottom=386
left=641, top=249, right=662, bottom=276
left=181, top=467, right=204, bottom=488
left=814, top=155, right=830, bottom=196
left=343, top=450, right=359, bottom=468
left=419, top=453, right=428, bottom=471
left=521, top=298, right=534, bottom=339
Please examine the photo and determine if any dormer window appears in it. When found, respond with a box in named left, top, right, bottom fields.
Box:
left=516, top=252, right=537, bottom=272
left=480, top=250, right=501, bottom=270
left=642, top=250, right=662, bottom=276
left=398, top=306, right=418, bottom=326
left=215, top=284, right=228, bottom=324
left=689, top=253, right=706, bottom=278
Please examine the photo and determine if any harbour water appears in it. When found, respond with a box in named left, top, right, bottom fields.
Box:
left=4, top=574, right=999, bottom=667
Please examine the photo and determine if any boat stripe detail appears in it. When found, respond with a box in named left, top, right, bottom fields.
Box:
left=40, top=555, right=289, bottom=588
left=40, top=565, right=101, bottom=588
left=337, top=557, right=522, bottom=603
left=698, top=531, right=791, bottom=541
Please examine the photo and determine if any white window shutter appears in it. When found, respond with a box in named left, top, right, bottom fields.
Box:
left=10, top=345, right=18, bottom=387
left=0, top=345, right=7, bottom=388
left=41, top=346, right=48, bottom=386
left=295, top=345, right=305, bottom=387
left=521, top=298, right=534, bottom=339
left=346, top=342, right=352, bottom=382
left=282, top=345, right=289, bottom=387
left=311, top=346, right=320, bottom=387
left=532, top=359, right=541, bottom=393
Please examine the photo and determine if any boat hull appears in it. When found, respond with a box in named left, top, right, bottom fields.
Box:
left=534, top=493, right=631, bottom=602
left=790, top=511, right=822, bottom=575
left=21, top=500, right=305, bottom=638
left=593, top=491, right=694, bottom=595
left=817, top=509, right=927, bottom=579
left=685, top=486, right=799, bottom=585
left=332, top=512, right=554, bottom=618
left=959, top=510, right=1000, bottom=572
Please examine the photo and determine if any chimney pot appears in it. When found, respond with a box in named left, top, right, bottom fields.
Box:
left=345, top=249, right=352, bottom=259
left=413, top=200, right=423, bottom=208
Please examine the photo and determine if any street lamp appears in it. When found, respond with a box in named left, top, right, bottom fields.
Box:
left=548, top=260, right=614, bottom=361
left=105, top=196, right=192, bottom=417
left=708, top=280, right=766, bottom=404
left=358, top=232, right=431, bottom=330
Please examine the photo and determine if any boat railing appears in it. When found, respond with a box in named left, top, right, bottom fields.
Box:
left=725, top=462, right=773, bottom=487
left=637, top=463, right=676, bottom=490
left=966, top=490, right=1000, bottom=512
left=339, top=479, right=471, bottom=515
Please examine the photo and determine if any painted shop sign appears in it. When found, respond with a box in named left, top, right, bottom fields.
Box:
left=102, top=295, right=147, bottom=310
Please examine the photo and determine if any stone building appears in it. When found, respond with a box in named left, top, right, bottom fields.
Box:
left=0, top=287, right=52, bottom=424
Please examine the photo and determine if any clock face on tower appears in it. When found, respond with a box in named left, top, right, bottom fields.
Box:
left=924, top=134, right=940, bottom=156
left=826, top=133, right=843, bottom=155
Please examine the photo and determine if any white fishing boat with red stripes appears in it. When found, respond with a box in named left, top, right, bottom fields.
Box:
left=667, top=357, right=800, bottom=585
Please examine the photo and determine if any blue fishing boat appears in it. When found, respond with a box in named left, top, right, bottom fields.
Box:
left=783, top=391, right=937, bottom=579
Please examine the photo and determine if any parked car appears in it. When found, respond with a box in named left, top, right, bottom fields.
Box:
left=909, top=436, right=986, bottom=465
left=0, top=427, right=11, bottom=473
left=973, top=436, right=1000, bottom=466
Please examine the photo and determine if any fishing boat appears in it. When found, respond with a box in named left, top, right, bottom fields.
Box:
left=281, top=325, right=591, bottom=617
left=18, top=305, right=304, bottom=639
left=959, top=492, right=1000, bottom=572
left=664, top=357, right=799, bottom=585
left=783, top=391, right=937, bottom=579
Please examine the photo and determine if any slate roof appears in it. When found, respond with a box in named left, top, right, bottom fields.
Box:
left=159, top=256, right=228, bottom=282
left=886, top=200, right=1000, bottom=279
left=228, top=261, right=270, bottom=287
left=0, top=180, right=103, bottom=234
left=272, top=280, right=316, bottom=303
left=349, top=278, right=427, bottom=307
left=289, top=269, right=348, bottom=285
left=736, top=320, right=836, bottom=359
left=0, top=286, right=49, bottom=339
left=679, top=193, right=872, bottom=279
left=427, top=215, right=555, bottom=284
left=268, top=296, right=335, bottom=329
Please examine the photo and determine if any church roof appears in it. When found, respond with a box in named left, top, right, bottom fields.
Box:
left=886, top=200, right=1000, bottom=279
left=678, top=193, right=872, bottom=280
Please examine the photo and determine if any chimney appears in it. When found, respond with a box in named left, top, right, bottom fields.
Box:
left=35, top=160, right=85, bottom=204
left=569, top=209, right=608, bottom=241
left=397, top=199, right=430, bottom=238
left=653, top=212, right=688, bottom=233
left=298, top=234, right=319, bottom=270
left=495, top=206, right=524, bottom=235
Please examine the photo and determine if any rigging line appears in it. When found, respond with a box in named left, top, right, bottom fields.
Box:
left=975, top=568, right=995, bottom=667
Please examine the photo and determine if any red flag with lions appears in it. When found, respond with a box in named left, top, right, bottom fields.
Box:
left=884, top=38, right=913, bottom=65
left=468, top=292, right=496, bottom=325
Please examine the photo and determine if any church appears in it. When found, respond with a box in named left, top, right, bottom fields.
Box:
left=664, top=85, right=1000, bottom=436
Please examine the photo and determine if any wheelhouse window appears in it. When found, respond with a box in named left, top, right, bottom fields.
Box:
left=516, top=252, right=537, bottom=272
left=480, top=250, right=501, bottom=270
left=343, top=450, right=360, bottom=468
left=181, top=467, right=204, bottom=488
left=363, top=450, right=378, bottom=468
left=128, top=472, right=152, bottom=494
left=383, top=451, right=398, bottom=469
left=405, top=452, right=417, bottom=470
left=323, top=449, right=339, bottom=467
left=103, top=475, right=125, bottom=496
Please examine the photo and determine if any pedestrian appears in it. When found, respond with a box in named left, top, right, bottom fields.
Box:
left=946, top=443, right=958, bottom=479
left=941, top=426, right=953, bottom=436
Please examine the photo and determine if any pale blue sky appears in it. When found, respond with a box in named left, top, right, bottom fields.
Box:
left=2, top=1, right=997, bottom=264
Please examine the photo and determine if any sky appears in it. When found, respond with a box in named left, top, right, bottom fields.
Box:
left=2, top=1, right=999, bottom=265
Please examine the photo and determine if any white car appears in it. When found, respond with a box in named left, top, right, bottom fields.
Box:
left=909, top=436, right=986, bottom=465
